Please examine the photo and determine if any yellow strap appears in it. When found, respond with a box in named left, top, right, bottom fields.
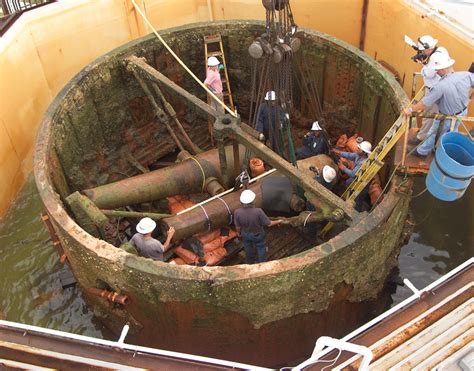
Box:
left=130, top=0, right=236, bottom=117
left=185, top=156, right=206, bottom=192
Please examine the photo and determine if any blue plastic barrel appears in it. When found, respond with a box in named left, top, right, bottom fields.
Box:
left=426, top=132, right=474, bottom=201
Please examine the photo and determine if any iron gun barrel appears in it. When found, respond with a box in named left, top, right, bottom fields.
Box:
left=83, top=146, right=246, bottom=209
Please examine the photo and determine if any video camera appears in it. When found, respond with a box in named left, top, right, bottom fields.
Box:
left=404, top=35, right=428, bottom=64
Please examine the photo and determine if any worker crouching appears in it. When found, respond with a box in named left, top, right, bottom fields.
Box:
left=296, top=121, right=329, bottom=159
left=234, top=190, right=282, bottom=264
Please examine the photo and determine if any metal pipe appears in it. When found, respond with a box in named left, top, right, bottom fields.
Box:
left=83, top=146, right=246, bottom=210
left=88, top=288, right=129, bottom=305
left=309, top=336, right=373, bottom=371
left=359, top=0, right=369, bottom=51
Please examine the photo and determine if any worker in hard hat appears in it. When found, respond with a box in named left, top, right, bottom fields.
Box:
left=256, top=91, right=286, bottom=154
left=296, top=121, right=329, bottom=159
left=409, top=35, right=449, bottom=144
left=403, top=52, right=473, bottom=157
left=130, top=217, right=175, bottom=261
left=234, top=189, right=282, bottom=264
left=309, top=164, right=337, bottom=190
left=332, top=141, right=372, bottom=211
left=204, top=56, right=224, bottom=114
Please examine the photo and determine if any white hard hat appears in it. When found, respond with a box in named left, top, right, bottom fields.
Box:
left=207, top=56, right=220, bottom=66
left=322, top=165, right=337, bottom=183
left=358, top=141, right=372, bottom=154
left=430, top=52, right=455, bottom=70
left=311, top=121, right=322, bottom=131
left=265, top=91, right=276, bottom=101
left=136, top=217, right=156, bottom=234
left=240, top=189, right=256, bottom=204
left=417, top=35, right=438, bottom=50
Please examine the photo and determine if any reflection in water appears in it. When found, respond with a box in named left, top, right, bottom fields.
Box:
left=0, top=175, right=471, bottom=341
left=391, top=178, right=473, bottom=305
left=0, top=174, right=107, bottom=338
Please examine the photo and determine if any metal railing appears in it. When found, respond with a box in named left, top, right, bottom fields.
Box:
left=0, top=0, right=56, bottom=36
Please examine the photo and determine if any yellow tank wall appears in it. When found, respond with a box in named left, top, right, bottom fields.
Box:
left=363, top=0, right=474, bottom=99
left=0, top=0, right=472, bottom=218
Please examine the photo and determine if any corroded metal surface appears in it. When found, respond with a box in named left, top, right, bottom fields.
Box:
left=83, top=146, right=246, bottom=210
left=34, top=21, right=410, bottom=367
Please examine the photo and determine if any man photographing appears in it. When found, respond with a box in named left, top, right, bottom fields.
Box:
left=405, top=35, right=449, bottom=144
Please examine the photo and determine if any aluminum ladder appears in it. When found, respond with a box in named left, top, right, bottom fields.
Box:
left=204, top=33, right=235, bottom=111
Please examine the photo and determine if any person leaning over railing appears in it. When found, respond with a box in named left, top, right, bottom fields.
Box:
left=403, top=53, right=474, bottom=157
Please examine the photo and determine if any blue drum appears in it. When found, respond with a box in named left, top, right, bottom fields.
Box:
left=426, top=132, right=474, bottom=201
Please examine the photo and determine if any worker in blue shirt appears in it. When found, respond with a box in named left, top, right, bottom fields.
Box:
left=333, top=140, right=372, bottom=211
left=403, top=52, right=473, bottom=157
left=256, top=90, right=286, bottom=154
left=296, top=121, right=328, bottom=159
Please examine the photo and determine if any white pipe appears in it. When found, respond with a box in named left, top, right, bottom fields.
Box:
left=117, top=324, right=129, bottom=344
left=176, top=168, right=277, bottom=215
left=306, top=336, right=372, bottom=371
left=403, top=278, right=421, bottom=297
left=294, top=257, right=473, bottom=369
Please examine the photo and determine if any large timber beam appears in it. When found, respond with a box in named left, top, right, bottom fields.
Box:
left=215, top=115, right=358, bottom=221
left=125, top=55, right=217, bottom=119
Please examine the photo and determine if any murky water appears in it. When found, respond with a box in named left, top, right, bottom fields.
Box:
left=0, top=173, right=472, bottom=343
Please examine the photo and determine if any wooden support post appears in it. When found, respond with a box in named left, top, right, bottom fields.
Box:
left=232, top=139, right=240, bottom=179
left=152, top=83, right=202, bottom=154
left=217, top=139, right=229, bottom=186
left=128, top=67, right=185, bottom=152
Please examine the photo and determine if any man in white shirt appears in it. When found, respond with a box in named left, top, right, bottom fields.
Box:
left=411, top=35, right=449, bottom=143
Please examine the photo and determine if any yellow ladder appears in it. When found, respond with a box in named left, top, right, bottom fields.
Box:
left=204, top=34, right=235, bottom=111
left=320, top=87, right=425, bottom=236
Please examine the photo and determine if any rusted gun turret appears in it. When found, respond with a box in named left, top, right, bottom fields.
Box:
left=83, top=145, right=246, bottom=210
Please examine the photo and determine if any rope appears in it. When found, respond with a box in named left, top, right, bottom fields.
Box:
left=198, top=204, right=212, bottom=231
left=216, top=196, right=233, bottom=225
left=185, top=156, right=206, bottom=192
left=412, top=187, right=428, bottom=198
left=303, top=212, right=313, bottom=227
left=130, top=0, right=236, bottom=117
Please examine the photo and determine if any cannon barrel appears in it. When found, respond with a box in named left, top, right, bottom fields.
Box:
left=83, top=145, right=246, bottom=209
left=160, top=155, right=338, bottom=241
left=160, top=182, right=263, bottom=241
